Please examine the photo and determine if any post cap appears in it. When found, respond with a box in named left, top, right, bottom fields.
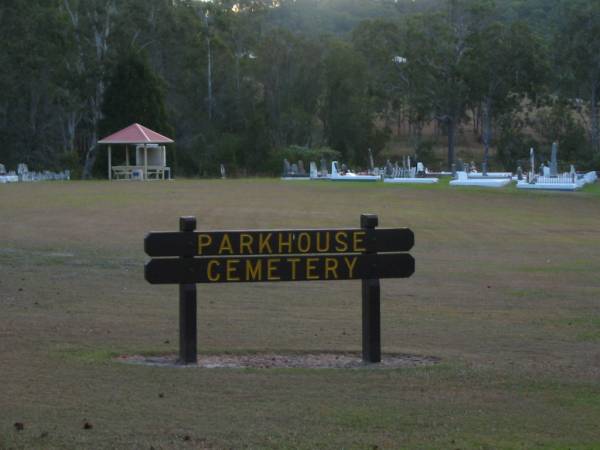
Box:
left=360, top=214, right=378, bottom=228
left=179, top=216, right=197, bottom=232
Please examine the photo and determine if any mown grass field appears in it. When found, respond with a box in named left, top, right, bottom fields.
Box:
left=1, top=178, right=600, bottom=449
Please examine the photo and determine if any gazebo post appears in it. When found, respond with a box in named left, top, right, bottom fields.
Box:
left=144, top=143, right=148, bottom=181
left=126, top=146, right=130, bottom=167
left=108, top=145, right=112, bottom=181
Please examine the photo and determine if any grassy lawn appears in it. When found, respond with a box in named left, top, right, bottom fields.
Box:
left=1, top=178, right=599, bottom=449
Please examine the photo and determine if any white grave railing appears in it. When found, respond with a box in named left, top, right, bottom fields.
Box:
left=534, top=174, right=577, bottom=184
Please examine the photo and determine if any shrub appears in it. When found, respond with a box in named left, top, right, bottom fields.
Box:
left=496, top=114, right=538, bottom=171
left=534, top=101, right=589, bottom=170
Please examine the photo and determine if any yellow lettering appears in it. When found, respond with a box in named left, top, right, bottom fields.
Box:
left=245, top=259, right=263, bottom=281
left=259, top=233, right=273, bottom=254
left=218, top=234, right=234, bottom=254
left=268, top=258, right=281, bottom=280
left=197, top=234, right=212, bottom=255
left=335, top=231, right=349, bottom=252
left=226, top=259, right=240, bottom=281
left=306, top=257, right=319, bottom=280
left=288, top=258, right=301, bottom=280
left=316, top=232, right=330, bottom=252
left=207, top=260, right=221, bottom=281
left=297, top=232, right=311, bottom=253
left=343, top=256, right=358, bottom=278
left=353, top=231, right=366, bottom=252
left=240, top=233, right=253, bottom=254
left=325, top=257, right=339, bottom=280
left=278, top=232, right=293, bottom=253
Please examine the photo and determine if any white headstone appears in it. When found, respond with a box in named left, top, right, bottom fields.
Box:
left=309, top=161, right=318, bottom=178
left=529, top=148, right=535, bottom=176
left=17, top=163, right=29, bottom=175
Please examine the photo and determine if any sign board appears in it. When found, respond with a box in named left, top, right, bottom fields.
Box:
left=145, top=253, right=414, bottom=284
left=144, top=228, right=414, bottom=257
left=143, top=215, right=415, bottom=365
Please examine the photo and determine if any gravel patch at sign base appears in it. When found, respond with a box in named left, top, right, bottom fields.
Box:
left=115, top=353, right=440, bottom=369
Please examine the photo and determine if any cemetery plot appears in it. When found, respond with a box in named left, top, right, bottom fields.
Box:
left=0, top=163, right=70, bottom=183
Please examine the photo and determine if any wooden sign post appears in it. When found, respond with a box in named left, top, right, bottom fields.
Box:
left=144, top=214, right=415, bottom=364
left=179, top=217, right=197, bottom=364
left=361, top=214, right=381, bottom=363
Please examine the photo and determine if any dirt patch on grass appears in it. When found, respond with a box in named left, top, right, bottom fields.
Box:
left=115, top=353, right=440, bottom=369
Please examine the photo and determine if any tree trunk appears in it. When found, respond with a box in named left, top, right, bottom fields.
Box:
left=64, top=0, right=114, bottom=179
left=447, top=118, right=456, bottom=170
left=410, top=120, right=423, bottom=151
left=591, top=82, right=599, bottom=152
left=82, top=86, right=103, bottom=178
left=205, top=12, right=213, bottom=121
left=61, top=110, right=79, bottom=153
left=82, top=131, right=98, bottom=179
left=482, top=96, right=492, bottom=175
left=234, top=53, right=241, bottom=101
left=472, top=106, right=480, bottom=134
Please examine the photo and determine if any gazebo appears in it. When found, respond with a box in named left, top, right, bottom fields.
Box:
left=98, top=123, right=174, bottom=180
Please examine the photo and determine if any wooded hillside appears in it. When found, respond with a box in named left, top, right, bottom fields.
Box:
left=2, top=0, right=599, bottom=177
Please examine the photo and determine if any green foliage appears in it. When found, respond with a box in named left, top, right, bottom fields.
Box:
left=99, top=50, right=172, bottom=140
left=496, top=114, right=538, bottom=171
left=1, top=0, right=599, bottom=176
left=554, top=0, right=600, bottom=153
left=533, top=101, right=592, bottom=170
left=58, top=151, right=83, bottom=179
left=200, top=132, right=245, bottom=177
left=321, top=40, right=388, bottom=166
left=254, top=29, right=324, bottom=149
left=401, top=4, right=480, bottom=168
left=94, top=49, right=172, bottom=177
left=415, top=140, right=441, bottom=168
left=0, top=0, right=69, bottom=169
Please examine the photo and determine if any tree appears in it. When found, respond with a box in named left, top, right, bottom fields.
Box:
left=0, top=0, right=67, bottom=169
left=402, top=1, right=490, bottom=169
left=555, top=0, right=600, bottom=154
left=99, top=50, right=171, bottom=139
left=320, top=40, right=388, bottom=165
left=255, top=29, right=324, bottom=149
left=0, top=0, right=570, bottom=176
left=533, top=100, right=590, bottom=169
left=464, top=20, right=547, bottom=171
left=63, top=0, right=118, bottom=178
left=496, top=112, right=537, bottom=171
left=351, top=20, right=405, bottom=134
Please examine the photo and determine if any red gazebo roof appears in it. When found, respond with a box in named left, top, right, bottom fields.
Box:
left=98, top=123, right=174, bottom=144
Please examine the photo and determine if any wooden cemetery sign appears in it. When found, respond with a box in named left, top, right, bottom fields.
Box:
left=144, top=214, right=415, bottom=364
